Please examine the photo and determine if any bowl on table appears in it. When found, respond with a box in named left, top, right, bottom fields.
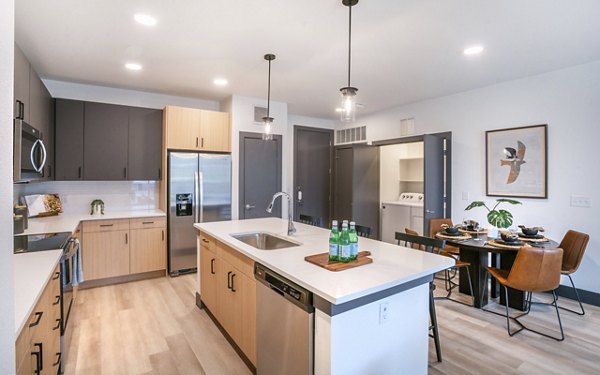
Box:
left=444, top=227, right=459, bottom=235
left=500, top=232, right=519, bottom=243
left=521, top=227, right=539, bottom=236
left=463, top=220, right=479, bottom=231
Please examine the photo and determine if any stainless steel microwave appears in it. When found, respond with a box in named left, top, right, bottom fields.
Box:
left=14, top=119, right=47, bottom=182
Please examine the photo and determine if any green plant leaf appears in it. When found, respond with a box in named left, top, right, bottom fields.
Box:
left=465, top=201, right=486, bottom=211
left=496, top=198, right=522, bottom=205
left=487, top=209, right=514, bottom=228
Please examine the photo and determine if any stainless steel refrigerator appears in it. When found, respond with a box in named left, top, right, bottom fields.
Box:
left=168, top=152, right=231, bottom=276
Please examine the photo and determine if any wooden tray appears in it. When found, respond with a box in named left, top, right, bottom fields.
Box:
left=305, top=251, right=372, bottom=271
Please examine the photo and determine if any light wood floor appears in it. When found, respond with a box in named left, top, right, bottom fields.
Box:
left=65, top=275, right=600, bottom=374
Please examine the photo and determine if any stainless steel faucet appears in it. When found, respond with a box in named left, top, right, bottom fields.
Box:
left=266, top=192, right=296, bottom=236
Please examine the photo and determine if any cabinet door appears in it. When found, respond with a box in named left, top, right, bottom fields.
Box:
left=130, top=227, right=166, bottom=274
left=217, top=260, right=241, bottom=342
left=82, top=230, right=130, bottom=280
left=239, top=272, right=257, bottom=365
left=128, top=107, right=163, bottom=180
left=165, top=106, right=202, bottom=150
left=55, top=99, right=85, bottom=180
left=200, top=110, right=231, bottom=152
left=14, top=43, right=30, bottom=121
left=200, top=246, right=219, bottom=313
left=84, top=102, right=129, bottom=180
left=41, top=85, right=54, bottom=181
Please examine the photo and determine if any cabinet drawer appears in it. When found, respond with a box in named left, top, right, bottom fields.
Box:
left=83, top=219, right=130, bottom=233
left=130, top=216, right=166, bottom=229
left=199, top=232, right=218, bottom=254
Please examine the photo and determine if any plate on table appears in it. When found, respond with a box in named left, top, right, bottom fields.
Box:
left=494, top=239, right=526, bottom=246
left=441, top=231, right=461, bottom=237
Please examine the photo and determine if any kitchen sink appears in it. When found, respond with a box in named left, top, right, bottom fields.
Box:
left=231, top=232, right=301, bottom=250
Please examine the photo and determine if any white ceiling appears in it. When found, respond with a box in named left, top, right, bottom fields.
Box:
left=15, top=0, right=600, bottom=119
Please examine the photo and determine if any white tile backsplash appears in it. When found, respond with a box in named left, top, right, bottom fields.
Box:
left=14, top=181, right=159, bottom=214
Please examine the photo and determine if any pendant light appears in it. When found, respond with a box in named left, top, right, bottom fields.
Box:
left=340, top=0, right=359, bottom=122
left=262, top=53, right=276, bottom=141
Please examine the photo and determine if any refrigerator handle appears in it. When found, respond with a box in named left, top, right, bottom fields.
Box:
left=199, top=172, right=204, bottom=223
left=194, top=171, right=200, bottom=223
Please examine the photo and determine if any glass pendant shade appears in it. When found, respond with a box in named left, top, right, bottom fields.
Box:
left=262, top=116, right=274, bottom=141
left=340, top=86, right=357, bottom=122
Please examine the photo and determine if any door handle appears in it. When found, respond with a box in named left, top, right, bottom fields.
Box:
left=426, top=210, right=436, bottom=214
left=245, top=204, right=255, bottom=210
left=227, top=271, right=232, bottom=289
left=231, top=273, right=236, bottom=292
left=210, top=258, right=215, bottom=274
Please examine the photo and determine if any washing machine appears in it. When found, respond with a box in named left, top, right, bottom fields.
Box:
left=381, top=193, right=424, bottom=244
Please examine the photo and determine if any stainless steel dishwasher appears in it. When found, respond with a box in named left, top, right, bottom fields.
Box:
left=255, top=263, right=314, bottom=375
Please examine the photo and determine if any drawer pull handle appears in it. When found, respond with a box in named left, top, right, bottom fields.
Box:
left=53, top=295, right=60, bottom=305
left=52, top=271, right=60, bottom=280
left=231, top=273, right=236, bottom=292
left=142, top=221, right=154, bottom=224
left=125, top=233, right=128, bottom=244
left=52, top=352, right=62, bottom=367
left=227, top=271, right=232, bottom=289
left=202, top=238, right=209, bottom=244
left=32, top=342, right=43, bottom=373
left=99, top=224, right=114, bottom=227
left=162, top=230, right=165, bottom=241
left=210, top=258, right=215, bottom=274
left=29, top=312, right=43, bottom=327
left=53, top=319, right=61, bottom=330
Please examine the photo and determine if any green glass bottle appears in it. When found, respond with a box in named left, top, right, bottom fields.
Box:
left=339, top=222, right=351, bottom=263
left=349, top=221, right=358, bottom=261
left=329, top=220, right=340, bottom=261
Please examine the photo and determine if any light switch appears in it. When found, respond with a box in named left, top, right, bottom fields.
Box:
left=462, top=191, right=470, bottom=201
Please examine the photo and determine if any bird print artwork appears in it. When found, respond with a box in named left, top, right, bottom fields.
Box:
left=500, top=141, right=526, bottom=184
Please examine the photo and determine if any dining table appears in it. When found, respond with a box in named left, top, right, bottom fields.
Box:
left=436, top=230, right=559, bottom=311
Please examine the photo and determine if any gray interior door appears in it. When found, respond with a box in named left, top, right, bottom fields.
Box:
left=293, top=126, right=332, bottom=226
left=423, top=134, right=447, bottom=236
left=333, top=146, right=353, bottom=221
left=239, top=132, right=282, bottom=219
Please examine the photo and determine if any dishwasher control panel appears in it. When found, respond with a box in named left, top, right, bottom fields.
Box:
left=255, top=263, right=313, bottom=312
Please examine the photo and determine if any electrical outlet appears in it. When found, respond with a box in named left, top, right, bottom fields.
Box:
left=570, top=195, right=592, bottom=208
left=379, top=302, right=390, bottom=324
left=462, top=191, right=470, bottom=201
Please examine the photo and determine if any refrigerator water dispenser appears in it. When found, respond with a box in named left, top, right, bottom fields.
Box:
left=176, top=193, right=193, bottom=216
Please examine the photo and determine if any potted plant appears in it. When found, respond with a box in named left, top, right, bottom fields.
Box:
left=464, top=198, right=522, bottom=238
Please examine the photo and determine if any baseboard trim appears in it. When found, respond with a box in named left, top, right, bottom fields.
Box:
left=554, top=284, right=600, bottom=307
left=195, top=292, right=257, bottom=375
left=78, top=270, right=165, bottom=290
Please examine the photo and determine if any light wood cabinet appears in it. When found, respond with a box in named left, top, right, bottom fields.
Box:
left=164, top=106, right=231, bottom=152
left=198, top=231, right=256, bottom=365
left=15, top=264, right=61, bottom=375
left=130, top=226, right=166, bottom=274
left=81, top=217, right=166, bottom=282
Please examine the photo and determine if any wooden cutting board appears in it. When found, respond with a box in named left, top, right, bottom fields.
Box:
left=305, top=250, right=373, bottom=271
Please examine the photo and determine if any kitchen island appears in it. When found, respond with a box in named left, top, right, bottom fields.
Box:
left=195, top=218, right=453, bottom=375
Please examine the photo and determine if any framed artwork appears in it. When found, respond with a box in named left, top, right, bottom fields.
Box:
left=486, top=124, right=547, bottom=198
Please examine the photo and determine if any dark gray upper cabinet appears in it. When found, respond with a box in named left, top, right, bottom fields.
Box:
left=84, top=102, right=129, bottom=181
left=128, top=107, right=163, bottom=180
left=55, top=99, right=84, bottom=180
left=13, top=44, right=30, bottom=121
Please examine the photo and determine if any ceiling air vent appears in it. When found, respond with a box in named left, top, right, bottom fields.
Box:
left=254, top=106, right=267, bottom=123
left=400, top=117, right=415, bottom=136
left=336, top=125, right=366, bottom=145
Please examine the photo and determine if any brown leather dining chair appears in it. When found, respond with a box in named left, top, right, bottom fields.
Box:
left=557, top=230, right=589, bottom=315
left=429, top=218, right=460, bottom=256
left=484, top=246, right=565, bottom=341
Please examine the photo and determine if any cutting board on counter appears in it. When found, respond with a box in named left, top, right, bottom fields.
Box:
left=305, top=251, right=373, bottom=271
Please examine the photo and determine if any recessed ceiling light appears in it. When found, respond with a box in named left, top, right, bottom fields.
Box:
left=125, top=62, right=142, bottom=71
left=213, top=78, right=228, bottom=86
left=463, top=45, right=484, bottom=56
left=335, top=108, right=343, bottom=112
left=134, top=14, right=157, bottom=26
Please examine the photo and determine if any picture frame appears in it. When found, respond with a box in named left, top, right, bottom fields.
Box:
left=486, top=124, right=547, bottom=199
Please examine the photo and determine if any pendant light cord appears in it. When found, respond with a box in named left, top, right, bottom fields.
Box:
left=267, top=58, right=271, bottom=118
left=347, top=3, right=352, bottom=87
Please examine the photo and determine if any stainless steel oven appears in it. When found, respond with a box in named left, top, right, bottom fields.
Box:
left=60, top=237, right=79, bottom=373
left=14, top=119, right=47, bottom=182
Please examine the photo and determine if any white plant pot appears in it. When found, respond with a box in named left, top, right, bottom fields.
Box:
left=487, top=225, right=499, bottom=239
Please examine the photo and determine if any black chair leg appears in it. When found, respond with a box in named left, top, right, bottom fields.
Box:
left=429, top=283, right=442, bottom=362
left=555, top=274, right=585, bottom=316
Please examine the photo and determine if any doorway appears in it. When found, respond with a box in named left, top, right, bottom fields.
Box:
left=293, top=126, right=333, bottom=226
left=239, top=132, right=283, bottom=219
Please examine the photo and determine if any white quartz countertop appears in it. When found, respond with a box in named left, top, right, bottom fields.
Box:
left=14, top=250, right=63, bottom=336
left=19, top=209, right=166, bottom=236
left=195, top=218, right=453, bottom=305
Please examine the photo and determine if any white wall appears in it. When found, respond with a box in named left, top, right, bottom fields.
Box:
left=339, top=60, right=600, bottom=293
left=1, top=0, right=15, bottom=371
left=43, top=79, right=219, bottom=110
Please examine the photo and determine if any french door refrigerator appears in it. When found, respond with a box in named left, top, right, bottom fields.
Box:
left=168, top=152, right=231, bottom=276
